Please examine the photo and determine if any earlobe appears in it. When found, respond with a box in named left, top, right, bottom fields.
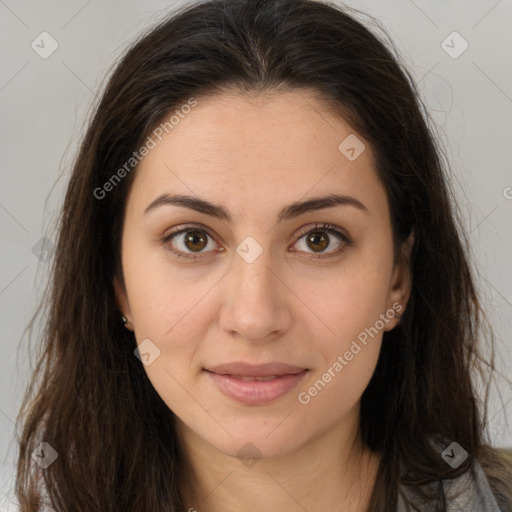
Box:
left=113, top=275, right=134, bottom=331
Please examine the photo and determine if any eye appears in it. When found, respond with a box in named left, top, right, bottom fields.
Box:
left=161, top=225, right=221, bottom=261
left=161, top=222, right=352, bottom=261
left=292, top=223, right=352, bottom=258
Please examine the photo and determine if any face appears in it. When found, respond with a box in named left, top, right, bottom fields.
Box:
left=114, top=89, right=412, bottom=461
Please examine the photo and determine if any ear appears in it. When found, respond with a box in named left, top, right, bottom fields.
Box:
left=113, top=275, right=134, bottom=331
left=384, top=229, right=415, bottom=331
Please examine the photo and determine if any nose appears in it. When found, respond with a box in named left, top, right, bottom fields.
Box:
left=218, top=246, right=293, bottom=343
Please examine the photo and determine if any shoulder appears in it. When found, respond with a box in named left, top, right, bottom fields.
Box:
left=442, top=458, right=503, bottom=511
left=397, top=455, right=504, bottom=512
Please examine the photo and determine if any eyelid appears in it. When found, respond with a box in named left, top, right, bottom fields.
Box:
left=295, top=222, right=351, bottom=242
left=162, top=222, right=216, bottom=241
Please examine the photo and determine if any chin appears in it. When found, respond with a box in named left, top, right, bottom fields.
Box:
left=194, top=415, right=312, bottom=462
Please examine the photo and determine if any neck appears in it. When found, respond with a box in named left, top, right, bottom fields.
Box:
left=176, top=410, right=381, bottom=512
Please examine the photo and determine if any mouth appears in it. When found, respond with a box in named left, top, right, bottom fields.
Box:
left=203, top=362, right=308, bottom=405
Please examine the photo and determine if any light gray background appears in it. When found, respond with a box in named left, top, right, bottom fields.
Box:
left=1, top=0, right=511, bottom=509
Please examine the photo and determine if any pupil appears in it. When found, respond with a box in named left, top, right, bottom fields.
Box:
left=185, top=230, right=206, bottom=251
left=308, top=231, right=328, bottom=252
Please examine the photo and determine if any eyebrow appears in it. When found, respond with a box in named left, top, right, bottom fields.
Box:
left=144, top=192, right=368, bottom=222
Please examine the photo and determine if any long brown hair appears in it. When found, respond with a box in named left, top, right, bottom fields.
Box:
left=15, top=0, right=512, bottom=510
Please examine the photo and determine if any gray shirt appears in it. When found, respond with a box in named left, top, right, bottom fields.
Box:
left=397, top=459, right=502, bottom=511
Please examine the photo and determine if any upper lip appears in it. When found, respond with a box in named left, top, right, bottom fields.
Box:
left=204, top=362, right=307, bottom=377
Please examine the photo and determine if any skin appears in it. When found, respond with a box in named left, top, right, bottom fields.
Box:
left=114, top=89, right=414, bottom=511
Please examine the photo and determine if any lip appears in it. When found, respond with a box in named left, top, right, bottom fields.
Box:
left=204, top=362, right=308, bottom=405
left=205, top=362, right=307, bottom=377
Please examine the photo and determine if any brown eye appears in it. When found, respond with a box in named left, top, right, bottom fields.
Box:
left=183, top=230, right=208, bottom=252
left=306, top=231, right=329, bottom=252
left=162, top=226, right=218, bottom=260
left=293, top=223, right=352, bottom=258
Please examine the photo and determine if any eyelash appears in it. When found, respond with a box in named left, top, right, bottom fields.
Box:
left=161, top=222, right=353, bottom=261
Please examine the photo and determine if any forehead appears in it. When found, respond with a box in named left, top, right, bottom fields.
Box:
left=128, top=89, right=386, bottom=220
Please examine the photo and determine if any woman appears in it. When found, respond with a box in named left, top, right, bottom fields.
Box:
left=15, top=0, right=512, bottom=510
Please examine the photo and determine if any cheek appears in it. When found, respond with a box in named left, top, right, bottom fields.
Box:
left=297, top=338, right=381, bottom=434
left=122, top=253, right=208, bottom=419
left=122, top=231, right=213, bottom=338
left=310, top=282, right=384, bottom=393
left=121, top=239, right=215, bottom=410
left=301, top=246, right=392, bottom=408
left=310, top=250, right=393, bottom=347
left=297, top=271, right=388, bottom=417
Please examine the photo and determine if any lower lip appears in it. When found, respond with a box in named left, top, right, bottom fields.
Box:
left=205, top=370, right=308, bottom=405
